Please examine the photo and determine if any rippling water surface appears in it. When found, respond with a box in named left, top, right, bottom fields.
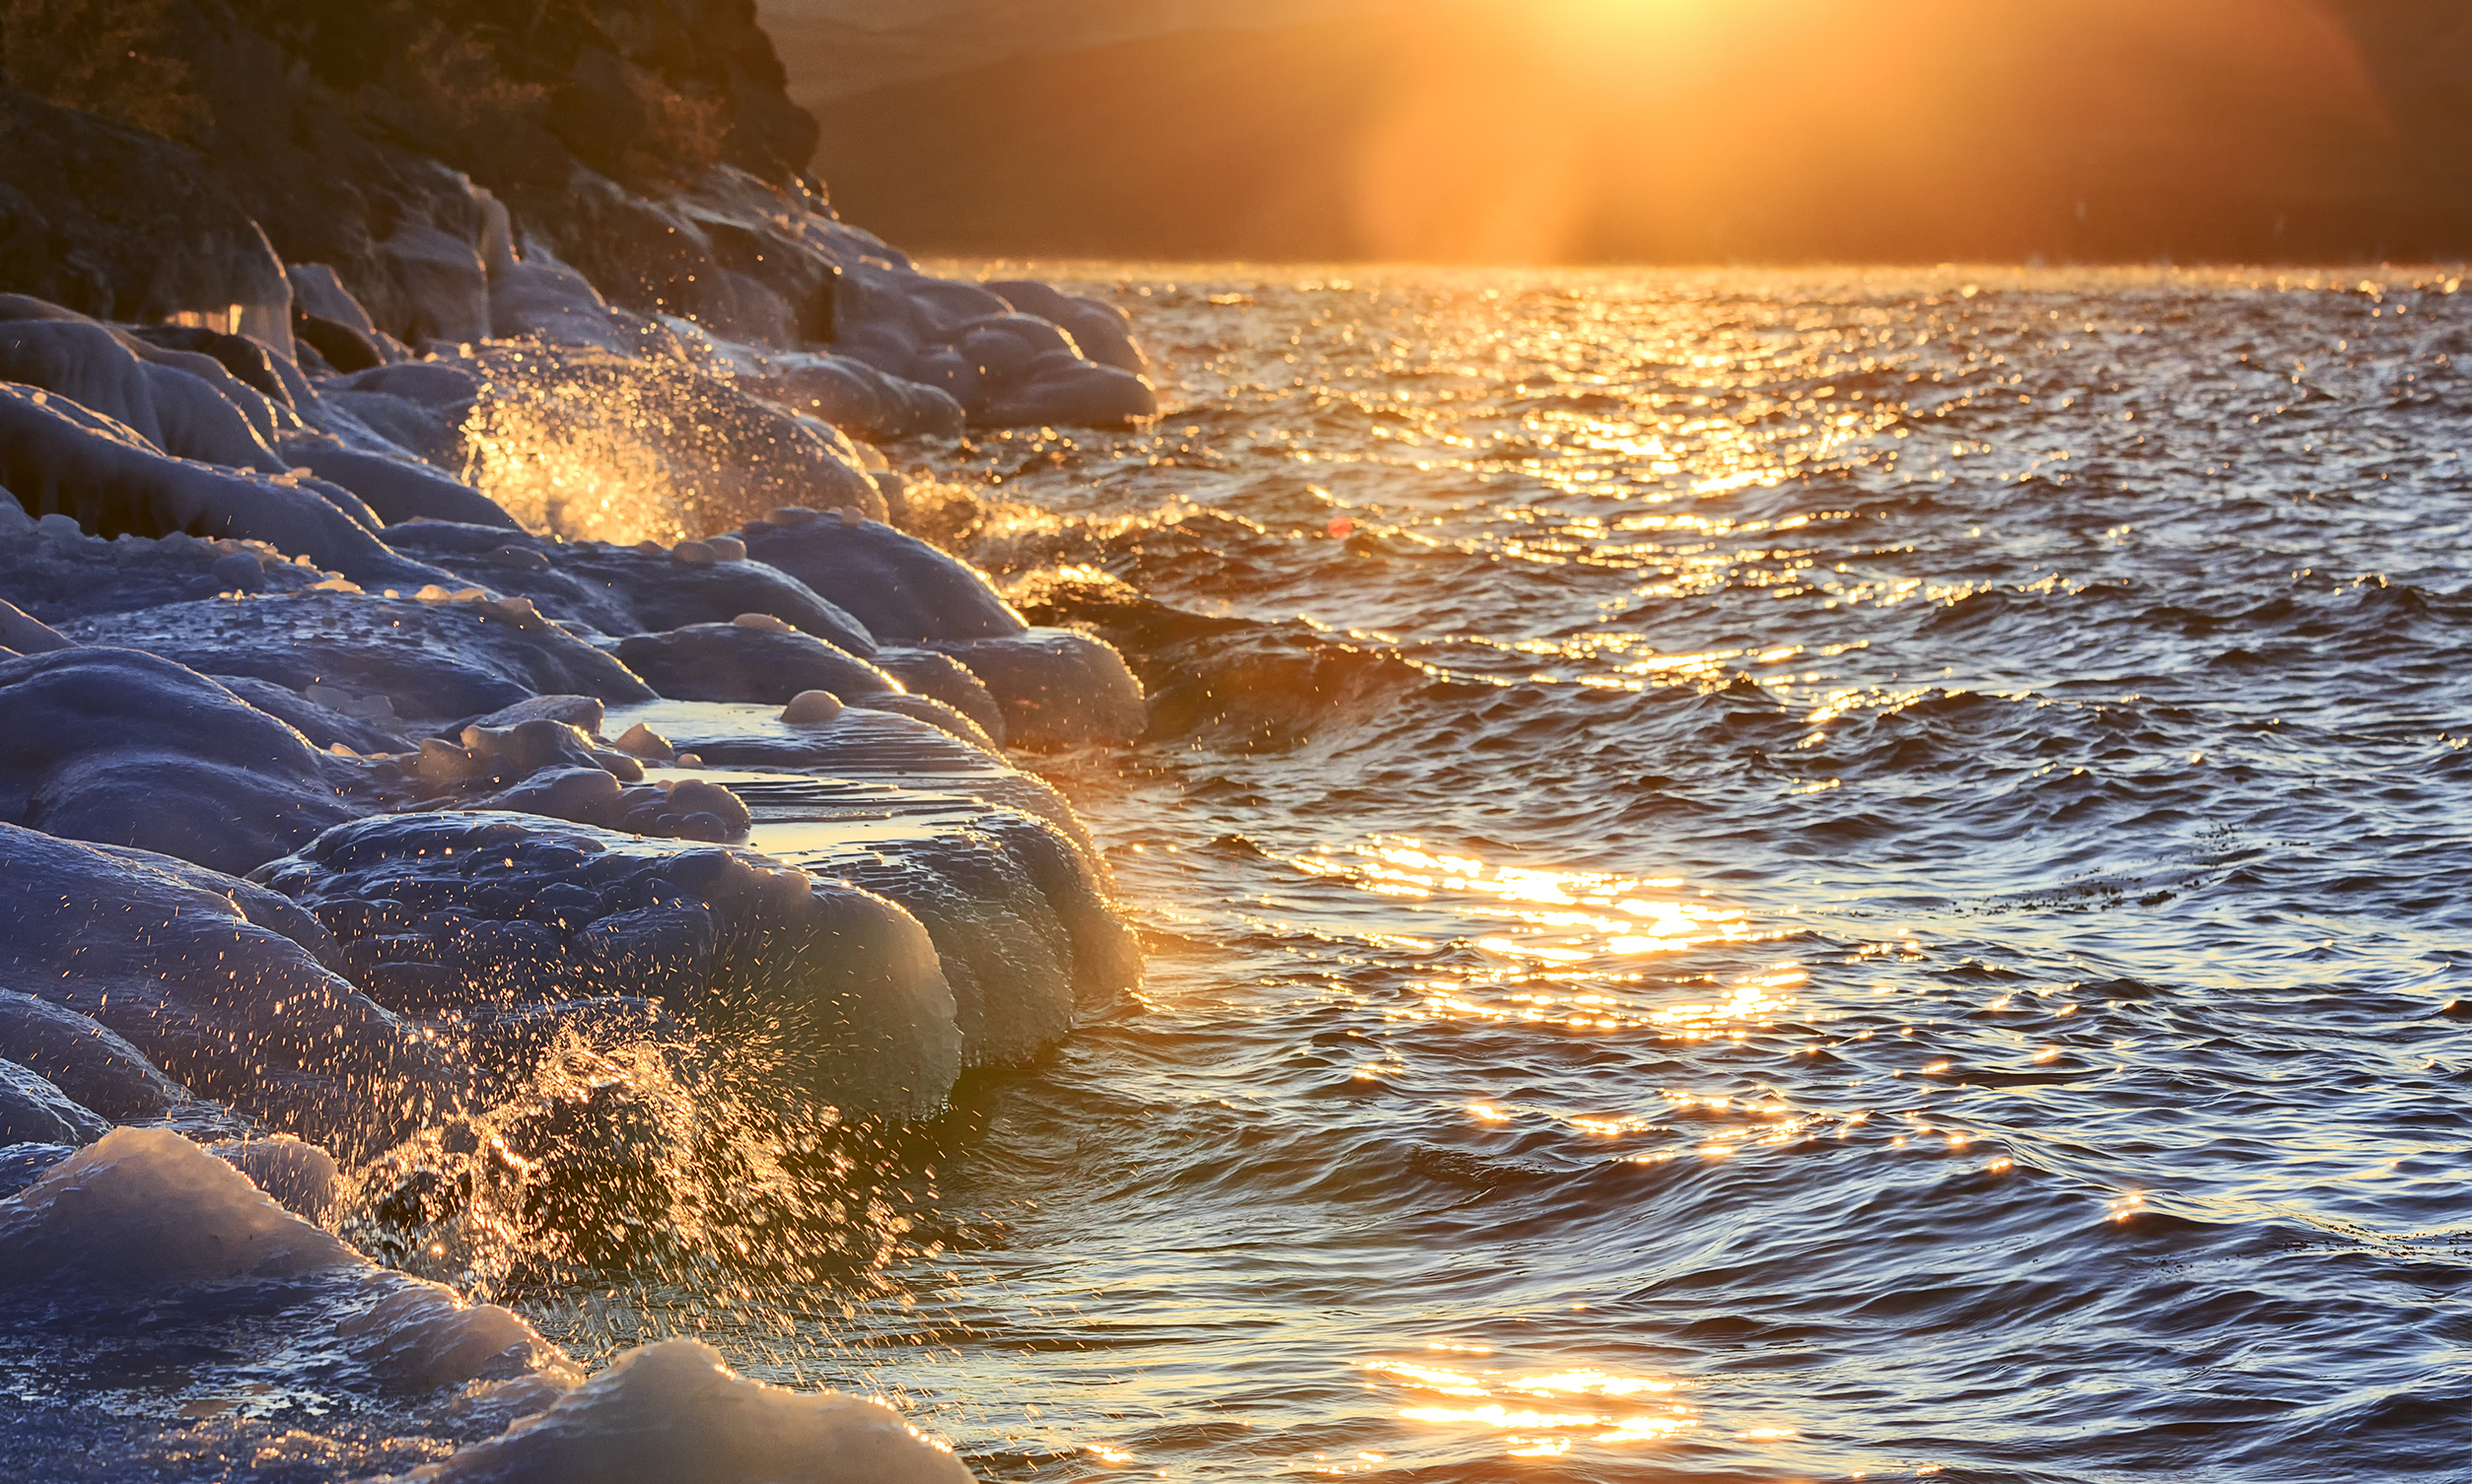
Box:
left=569, top=266, right=2472, bottom=1482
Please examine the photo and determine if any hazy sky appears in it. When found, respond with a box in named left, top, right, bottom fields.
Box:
left=756, top=0, right=1397, bottom=97
left=790, top=0, right=2472, bottom=263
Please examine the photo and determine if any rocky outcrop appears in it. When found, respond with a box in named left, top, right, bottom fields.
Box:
left=0, top=2, right=1158, bottom=429
left=0, top=88, right=290, bottom=328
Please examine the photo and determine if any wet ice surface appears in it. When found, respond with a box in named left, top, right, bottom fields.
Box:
left=628, top=267, right=2466, bottom=1482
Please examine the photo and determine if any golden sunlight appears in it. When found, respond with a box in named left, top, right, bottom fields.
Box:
left=1343, top=0, right=2385, bottom=263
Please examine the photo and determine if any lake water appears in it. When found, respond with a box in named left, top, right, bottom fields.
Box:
left=534, top=264, right=2472, bottom=1482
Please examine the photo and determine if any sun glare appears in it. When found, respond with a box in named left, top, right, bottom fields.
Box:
left=1341, top=0, right=2383, bottom=264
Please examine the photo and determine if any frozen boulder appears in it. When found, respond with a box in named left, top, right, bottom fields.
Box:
left=0, top=383, right=455, bottom=589
left=713, top=513, right=1143, bottom=742
left=0, top=318, right=283, bottom=472
left=740, top=351, right=966, bottom=442
left=941, top=309, right=1157, bottom=427
left=294, top=308, right=388, bottom=373
left=926, top=628, right=1149, bottom=749
left=0, top=991, right=199, bottom=1123
left=315, top=359, right=480, bottom=470
left=614, top=623, right=893, bottom=706
left=905, top=275, right=1014, bottom=331
left=615, top=622, right=993, bottom=746
left=0, top=1127, right=568, bottom=1392
left=208, top=674, right=420, bottom=756
left=735, top=510, right=1024, bottom=642
left=976, top=360, right=1157, bottom=429
left=61, top=589, right=656, bottom=721
left=727, top=768, right=1138, bottom=1067
left=0, top=1058, right=108, bottom=1147
left=385, top=523, right=880, bottom=654
left=255, top=812, right=960, bottom=1118
left=0, top=506, right=347, bottom=621
left=364, top=717, right=754, bottom=844
left=0, top=647, right=358, bottom=873
left=870, top=647, right=1007, bottom=743
left=289, top=263, right=384, bottom=343
left=608, top=702, right=1093, bottom=862
left=487, top=251, right=635, bottom=355
left=409, top=1337, right=972, bottom=1484
left=0, top=825, right=454, bottom=1156
left=0, top=1144, right=68, bottom=1199
left=124, top=322, right=300, bottom=421
left=279, top=441, right=523, bottom=530
left=983, top=279, right=1149, bottom=373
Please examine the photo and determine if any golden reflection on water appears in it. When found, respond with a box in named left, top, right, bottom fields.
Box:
left=1361, top=1352, right=1700, bottom=1461
left=1286, top=838, right=1765, bottom=969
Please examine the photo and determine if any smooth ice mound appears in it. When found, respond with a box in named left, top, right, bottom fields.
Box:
left=408, top=1337, right=972, bottom=1484
left=0, top=820, right=449, bottom=1159
left=0, top=1128, right=970, bottom=1482
left=252, top=810, right=961, bottom=1118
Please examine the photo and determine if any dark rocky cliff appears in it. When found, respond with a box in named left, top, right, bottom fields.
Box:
left=0, top=0, right=836, bottom=342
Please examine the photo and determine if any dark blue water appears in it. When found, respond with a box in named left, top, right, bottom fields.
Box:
left=564, top=265, right=2472, bottom=1482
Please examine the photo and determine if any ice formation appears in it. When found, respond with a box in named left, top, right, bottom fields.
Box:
left=0, top=15, right=1167, bottom=1463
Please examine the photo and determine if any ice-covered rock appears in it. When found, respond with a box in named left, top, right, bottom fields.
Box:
left=0, top=505, right=346, bottom=620
left=384, top=522, right=879, bottom=654
left=982, top=279, right=1149, bottom=374
left=0, top=1058, right=108, bottom=1147
left=0, top=317, right=288, bottom=472
left=0, top=824, right=453, bottom=1156
left=601, top=703, right=1137, bottom=1066
left=735, top=508, right=1023, bottom=641
left=60, top=589, right=655, bottom=721
left=0, top=647, right=359, bottom=872
left=282, top=441, right=524, bottom=530
left=717, top=514, right=1144, bottom=742
left=407, top=1337, right=972, bottom=1484
left=613, top=621, right=871, bottom=700
left=737, top=772, right=1135, bottom=1068
left=317, top=359, right=483, bottom=470
left=819, top=263, right=1157, bottom=428
left=0, top=382, right=457, bottom=589
left=366, top=718, right=755, bottom=844
left=211, top=672, right=420, bottom=755
left=290, top=263, right=385, bottom=344
left=487, top=248, right=637, bottom=355
left=0, top=991, right=195, bottom=1123
left=0, top=1127, right=569, bottom=1397
left=0, top=631, right=746, bottom=863
left=869, top=646, right=1010, bottom=742
left=737, top=350, right=966, bottom=442
left=608, top=702, right=1092, bottom=860
left=614, top=622, right=995, bottom=741
left=924, top=626, right=1149, bottom=749
left=255, top=812, right=959, bottom=1117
